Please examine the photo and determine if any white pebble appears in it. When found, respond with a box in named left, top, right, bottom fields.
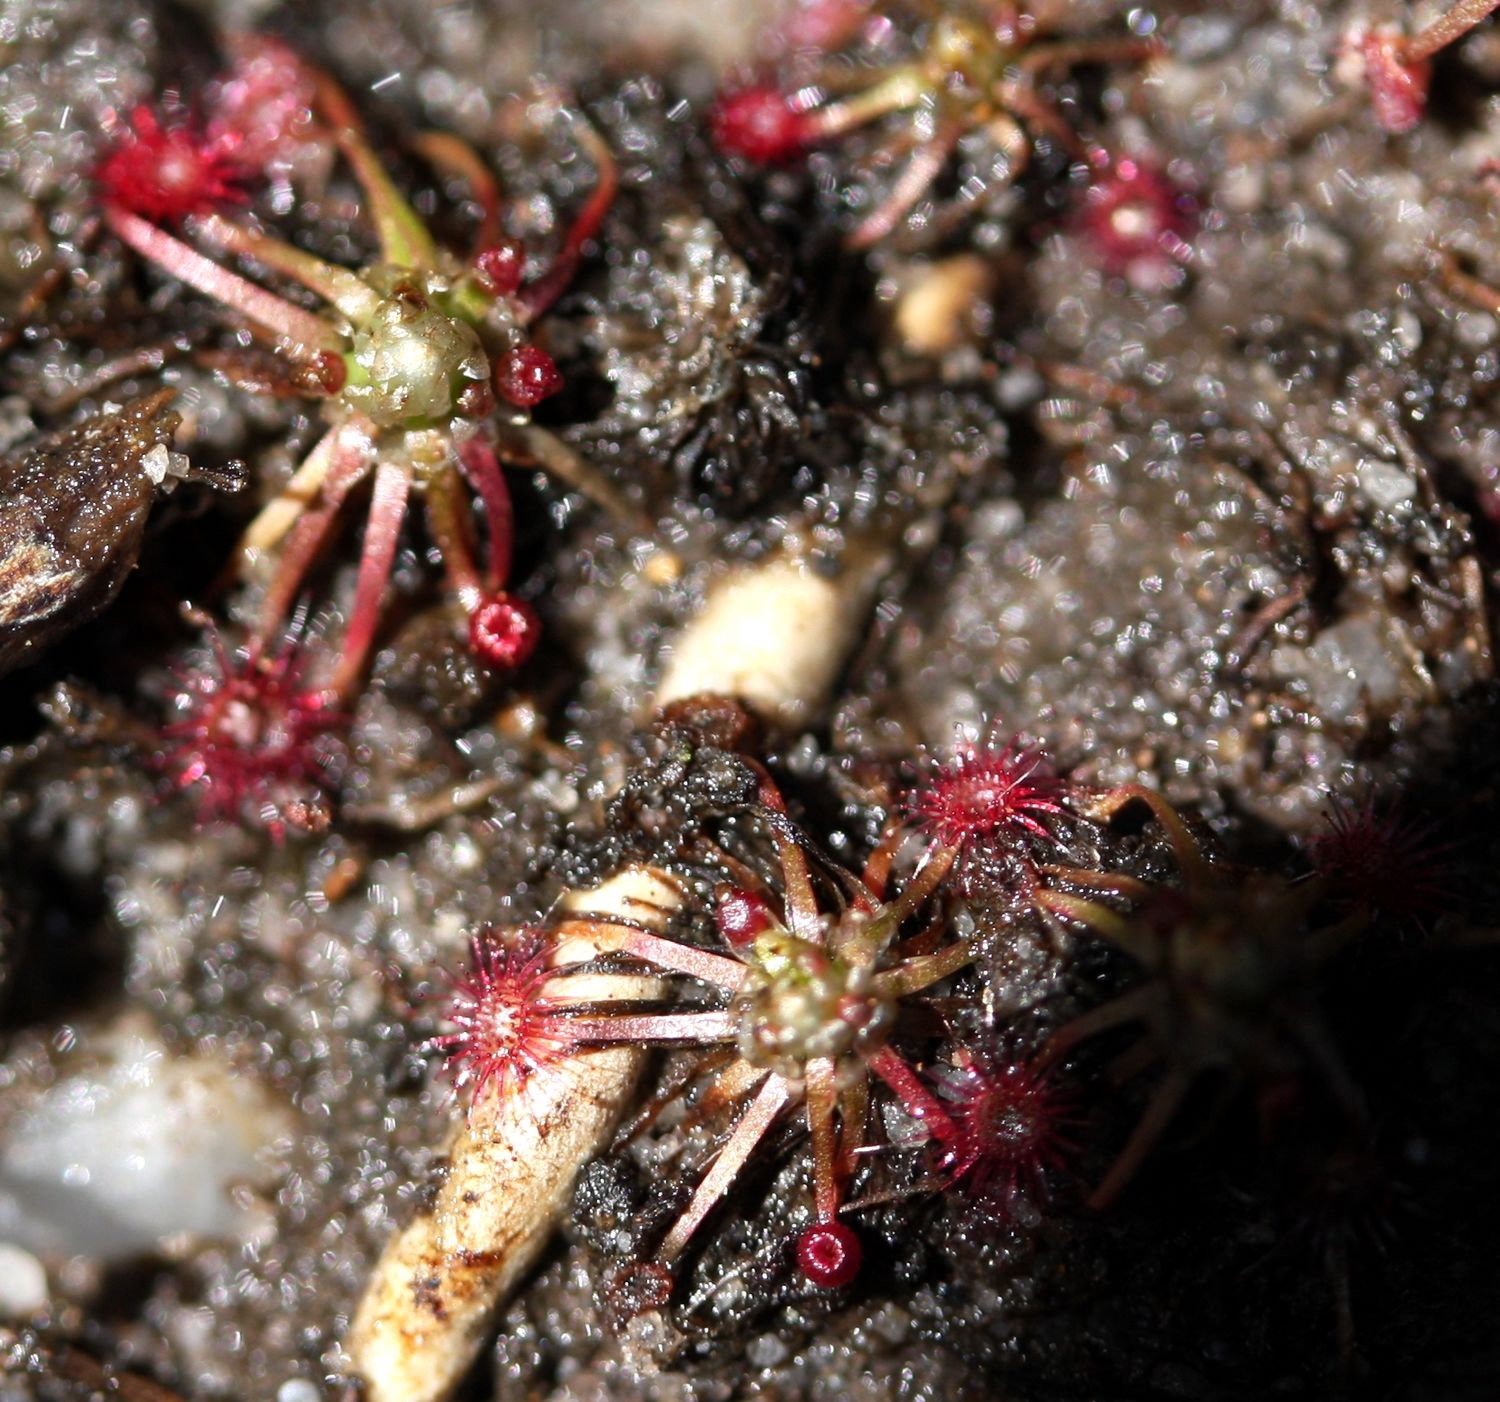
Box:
left=1359, top=458, right=1417, bottom=510
left=0, top=1243, right=46, bottom=1315
left=0, top=1018, right=294, bottom=1261
left=746, top=1332, right=789, bottom=1368
left=140, top=442, right=192, bottom=489
left=141, top=442, right=171, bottom=484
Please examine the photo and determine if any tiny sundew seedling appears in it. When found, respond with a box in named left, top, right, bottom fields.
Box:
left=903, top=728, right=1068, bottom=851
left=1307, top=796, right=1458, bottom=931
left=96, top=104, right=252, bottom=224
left=935, top=1047, right=1076, bottom=1208
left=153, top=623, right=346, bottom=841
left=1072, top=153, right=1198, bottom=291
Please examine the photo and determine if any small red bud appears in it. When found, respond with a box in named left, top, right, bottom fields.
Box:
left=310, top=350, right=347, bottom=395
left=457, top=380, right=495, bottom=419
left=836, top=992, right=877, bottom=1030
left=494, top=345, right=563, bottom=408
left=474, top=239, right=527, bottom=297
left=714, top=884, right=775, bottom=946
left=468, top=593, right=541, bottom=671
left=795, top=1220, right=862, bottom=1287
left=711, top=86, right=813, bottom=164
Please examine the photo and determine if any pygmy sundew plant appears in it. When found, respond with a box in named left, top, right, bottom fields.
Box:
left=712, top=1, right=1162, bottom=247
left=100, top=59, right=618, bottom=700
left=100, top=53, right=622, bottom=832
left=1033, top=785, right=1378, bottom=1208
left=426, top=764, right=987, bottom=1293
